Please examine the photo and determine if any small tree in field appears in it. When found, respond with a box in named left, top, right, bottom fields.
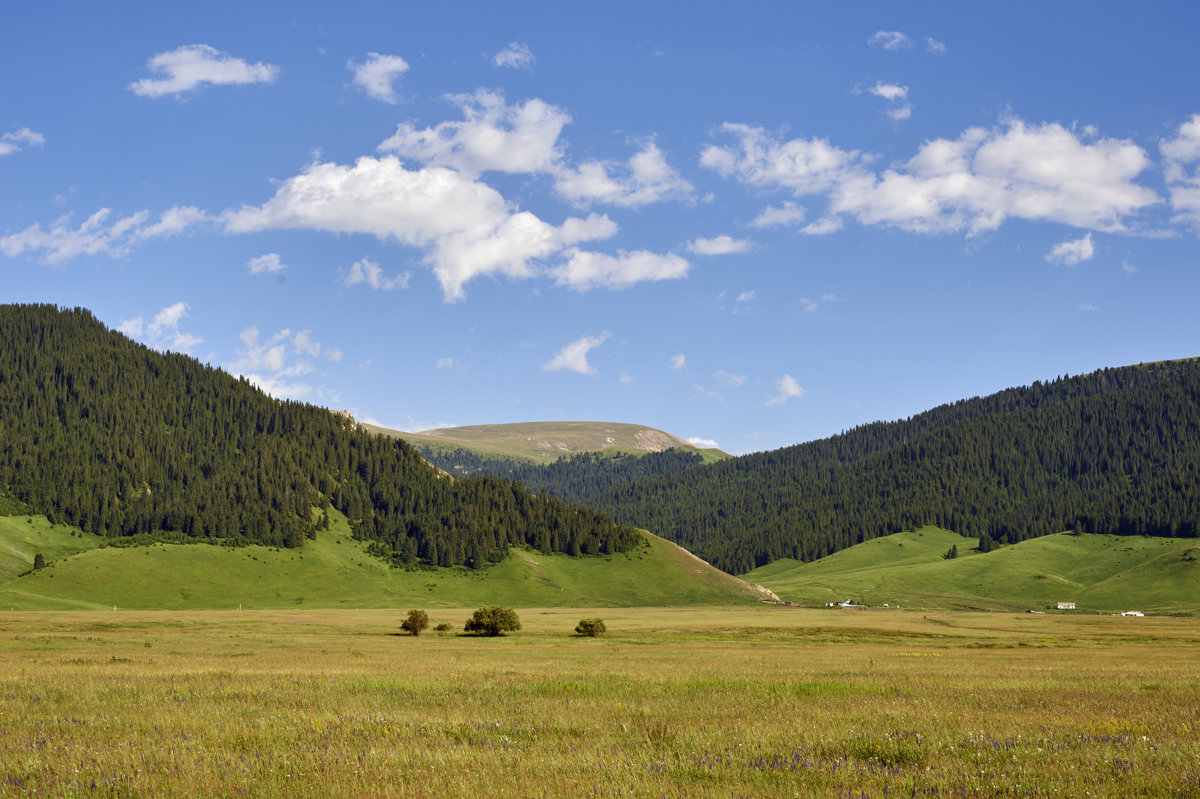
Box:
left=574, top=618, right=606, bottom=637
left=32, top=553, right=47, bottom=570
left=400, top=609, right=429, bottom=636
left=464, top=606, right=520, bottom=637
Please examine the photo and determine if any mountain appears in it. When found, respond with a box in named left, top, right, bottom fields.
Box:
left=0, top=304, right=640, bottom=568
left=366, top=420, right=728, bottom=464
left=583, top=360, right=1200, bottom=573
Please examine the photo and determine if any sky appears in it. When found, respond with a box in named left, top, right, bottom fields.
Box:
left=3, top=2, right=1200, bottom=455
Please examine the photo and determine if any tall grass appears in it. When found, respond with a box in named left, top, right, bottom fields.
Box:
left=1, top=607, right=1197, bottom=797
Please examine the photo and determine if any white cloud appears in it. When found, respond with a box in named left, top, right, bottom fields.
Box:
left=129, top=44, right=278, bottom=98
left=349, top=53, right=410, bottom=104
left=714, top=370, right=746, bottom=387
left=801, top=216, right=844, bottom=235
left=343, top=256, right=411, bottom=290
left=687, top=436, right=719, bottom=448
left=222, top=155, right=615, bottom=301
left=925, top=37, right=947, bottom=54
left=669, top=353, right=686, bottom=369
left=248, top=253, right=286, bottom=274
left=493, top=42, right=535, bottom=70
left=798, top=296, right=818, bottom=312
left=766, top=374, right=805, bottom=406
left=0, top=127, right=45, bottom=156
left=870, top=83, right=908, bottom=102
left=1045, top=233, right=1095, bottom=265
left=1161, top=114, right=1200, bottom=229
left=554, top=248, right=689, bottom=291
left=1079, top=301, right=1098, bottom=312
left=118, top=301, right=202, bottom=354
left=686, top=235, right=751, bottom=255
left=619, top=373, right=633, bottom=384
left=553, top=140, right=693, bottom=208
left=701, top=123, right=868, bottom=195
left=1, top=206, right=210, bottom=263
left=751, top=201, right=807, bottom=228
left=226, top=326, right=337, bottom=399
left=736, top=290, right=755, bottom=303
left=378, top=89, right=568, bottom=178
left=436, top=356, right=459, bottom=369
left=869, top=31, right=912, bottom=51
left=543, top=333, right=608, bottom=375
left=870, top=82, right=912, bottom=121
left=706, top=118, right=1159, bottom=237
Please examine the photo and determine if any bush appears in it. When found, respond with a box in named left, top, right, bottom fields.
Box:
left=400, top=609, right=429, bottom=636
left=433, top=622, right=453, bottom=633
left=574, top=618, right=606, bottom=637
left=464, top=606, right=521, bottom=637
left=32, top=553, right=47, bottom=570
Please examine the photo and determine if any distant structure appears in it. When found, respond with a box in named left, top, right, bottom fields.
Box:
left=1057, top=601, right=1076, bottom=610
left=1120, top=610, right=1144, bottom=617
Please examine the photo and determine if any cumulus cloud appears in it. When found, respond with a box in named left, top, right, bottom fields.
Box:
left=379, top=89, right=568, bottom=177
left=222, top=155, right=615, bottom=301
left=687, top=436, right=719, bottom=448
left=554, top=248, right=689, bottom=291
left=751, top=201, right=807, bottom=228
left=0, top=127, right=45, bottom=156
left=705, top=118, right=1159, bottom=236
left=129, top=44, right=278, bottom=98
left=543, top=333, right=608, bottom=375
left=686, top=235, right=751, bottom=255
left=1, top=206, right=210, bottom=263
left=669, top=353, right=686, bottom=369
left=226, top=326, right=338, bottom=399
left=736, top=290, right=755, bottom=303
left=342, top=256, right=411, bottom=290
left=118, top=301, right=202, bottom=354
left=766, top=374, right=805, bottom=406
left=869, top=31, right=912, bottom=51
left=925, top=37, right=947, bottom=54
left=247, top=253, right=286, bottom=274
left=1045, top=233, right=1095, bottom=265
left=554, top=140, right=693, bottom=208
left=349, top=53, right=410, bottom=103
left=493, top=42, right=535, bottom=69
left=1161, top=114, right=1200, bottom=229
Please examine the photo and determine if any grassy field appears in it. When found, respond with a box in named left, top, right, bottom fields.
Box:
left=747, top=527, right=1200, bottom=615
left=362, top=420, right=729, bottom=464
left=0, top=512, right=761, bottom=611
left=1, top=606, right=1197, bottom=797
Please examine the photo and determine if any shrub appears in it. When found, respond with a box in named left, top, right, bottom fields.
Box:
left=574, top=618, right=606, bottom=637
left=433, top=622, right=453, bottom=633
left=464, top=606, right=521, bottom=637
left=32, top=553, right=46, bottom=570
left=400, top=609, right=429, bottom=636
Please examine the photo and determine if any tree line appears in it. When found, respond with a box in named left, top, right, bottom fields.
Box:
left=0, top=304, right=640, bottom=567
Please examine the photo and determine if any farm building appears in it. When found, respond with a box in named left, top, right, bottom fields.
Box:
left=1057, top=602, right=1076, bottom=610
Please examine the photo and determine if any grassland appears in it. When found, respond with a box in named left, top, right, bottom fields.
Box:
left=1, top=606, right=1197, bottom=797
left=0, top=512, right=761, bottom=611
left=747, top=527, right=1200, bottom=615
left=362, top=420, right=728, bottom=464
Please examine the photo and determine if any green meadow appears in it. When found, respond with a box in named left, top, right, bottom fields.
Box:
left=0, top=512, right=760, bottom=611
left=747, top=526, right=1200, bottom=615
left=1, top=606, right=1198, bottom=797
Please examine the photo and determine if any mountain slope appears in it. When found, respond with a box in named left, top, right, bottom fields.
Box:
left=0, top=304, right=639, bottom=567
left=586, top=359, right=1200, bottom=573
left=745, top=527, right=1200, bottom=614
left=0, top=510, right=765, bottom=609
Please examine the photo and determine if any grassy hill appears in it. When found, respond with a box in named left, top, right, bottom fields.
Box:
left=746, top=526, right=1200, bottom=614
left=0, top=510, right=764, bottom=610
left=365, top=420, right=728, bottom=464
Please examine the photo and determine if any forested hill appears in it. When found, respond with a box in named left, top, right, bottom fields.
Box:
left=584, top=360, right=1200, bottom=574
left=0, top=304, right=640, bottom=567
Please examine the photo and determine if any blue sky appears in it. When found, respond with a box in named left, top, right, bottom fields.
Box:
left=4, top=1, right=1199, bottom=454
